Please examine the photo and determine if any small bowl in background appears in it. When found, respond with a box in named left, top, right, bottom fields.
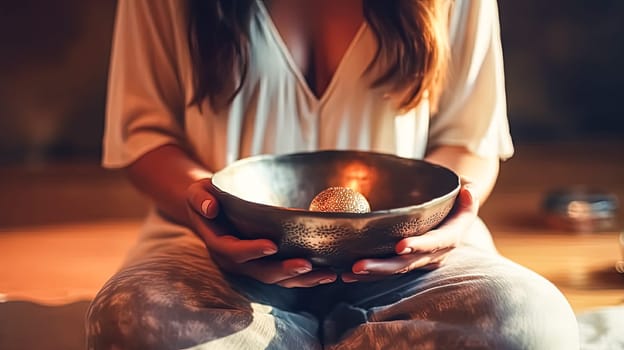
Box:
left=542, top=187, right=620, bottom=233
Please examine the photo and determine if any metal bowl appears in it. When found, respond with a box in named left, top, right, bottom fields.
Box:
left=211, top=150, right=460, bottom=269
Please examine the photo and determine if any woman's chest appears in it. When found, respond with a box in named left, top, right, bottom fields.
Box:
left=261, top=0, right=365, bottom=98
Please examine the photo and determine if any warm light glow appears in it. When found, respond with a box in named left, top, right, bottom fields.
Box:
left=224, top=173, right=282, bottom=206
left=340, top=162, right=374, bottom=196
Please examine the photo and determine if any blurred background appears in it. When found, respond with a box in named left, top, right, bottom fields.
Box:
left=1, top=0, right=623, bottom=227
left=1, top=0, right=623, bottom=165
left=1, top=2, right=623, bottom=349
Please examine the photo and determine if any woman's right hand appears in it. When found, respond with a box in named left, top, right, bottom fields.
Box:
left=186, top=178, right=337, bottom=288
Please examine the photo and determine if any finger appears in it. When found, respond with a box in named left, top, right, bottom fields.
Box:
left=211, top=235, right=279, bottom=263
left=341, top=273, right=384, bottom=283
left=227, top=258, right=319, bottom=285
left=349, top=249, right=451, bottom=277
left=276, top=270, right=338, bottom=288
left=341, top=260, right=447, bottom=283
left=342, top=257, right=446, bottom=283
left=187, top=178, right=220, bottom=219
left=341, top=259, right=445, bottom=283
left=189, top=213, right=277, bottom=263
left=396, top=186, right=477, bottom=254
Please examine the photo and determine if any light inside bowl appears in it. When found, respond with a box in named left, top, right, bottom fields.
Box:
left=212, top=150, right=458, bottom=213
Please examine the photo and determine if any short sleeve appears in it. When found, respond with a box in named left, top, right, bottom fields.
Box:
left=102, top=0, right=187, bottom=168
left=428, top=0, right=514, bottom=160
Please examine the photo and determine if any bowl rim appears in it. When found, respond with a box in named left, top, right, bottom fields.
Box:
left=211, top=150, right=461, bottom=219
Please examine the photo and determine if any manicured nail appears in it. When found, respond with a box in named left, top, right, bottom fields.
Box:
left=201, top=199, right=212, bottom=216
left=399, top=247, right=413, bottom=255
left=318, top=278, right=334, bottom=284
left=354, top=269, right=369, bottom=275
left=342, top=275, right=357, bottom=283
left=295, top=266, right=311, bottom=274
left=262, top=247, right=278, bottom=255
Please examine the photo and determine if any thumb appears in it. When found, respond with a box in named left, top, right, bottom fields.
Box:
left=187, top=178, right=220, bottom=219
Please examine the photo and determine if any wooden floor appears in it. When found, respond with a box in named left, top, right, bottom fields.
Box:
left=481, top=140, right=624, bottom=312
left=1, top=220, right=622, bottom=311
left=0, top=140, right=623, bottom=349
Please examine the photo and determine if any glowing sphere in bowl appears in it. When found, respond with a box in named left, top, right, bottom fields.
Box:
left=309, top=187, right=371, bottom=213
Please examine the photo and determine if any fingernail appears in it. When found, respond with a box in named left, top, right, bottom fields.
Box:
left=318, top=278, right=334, bottom=284
left=354, top=269, right=369, bottom=275
left=295, top=266, right=311, bottom=274
left=399, top=247, right=413, bottom=255
left=262, top=247, right=278, bottom=255
left=201, top=199, right=212, bottom=216
left=342, top=275, right=357, bottom=283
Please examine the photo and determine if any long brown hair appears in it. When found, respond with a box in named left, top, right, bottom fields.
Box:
left=188, top=0, right=450, bottom=111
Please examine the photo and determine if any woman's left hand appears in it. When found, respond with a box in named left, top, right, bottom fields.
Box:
left=341, top=184, right=478, bottom=283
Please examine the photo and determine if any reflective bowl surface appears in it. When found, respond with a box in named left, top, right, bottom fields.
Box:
left=211, top=150, right=460, bottom=268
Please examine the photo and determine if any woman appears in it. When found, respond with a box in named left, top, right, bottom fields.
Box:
left=87, top=0, right=579, bottom=349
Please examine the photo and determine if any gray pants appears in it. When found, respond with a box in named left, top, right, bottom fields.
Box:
left=86, top=213, right=579, bottom=349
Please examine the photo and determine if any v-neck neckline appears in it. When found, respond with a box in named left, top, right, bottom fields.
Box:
left=256, top=0, right=367, bottom=105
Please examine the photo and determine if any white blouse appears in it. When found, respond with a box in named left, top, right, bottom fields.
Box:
left=103, top=0, right=514, bottom=173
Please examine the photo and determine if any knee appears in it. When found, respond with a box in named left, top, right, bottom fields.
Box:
left=86, top=270, right=181, bottom=350
left=86, top=269, right=254, bottom=350
left=485, top=266, right=579, bottom=350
